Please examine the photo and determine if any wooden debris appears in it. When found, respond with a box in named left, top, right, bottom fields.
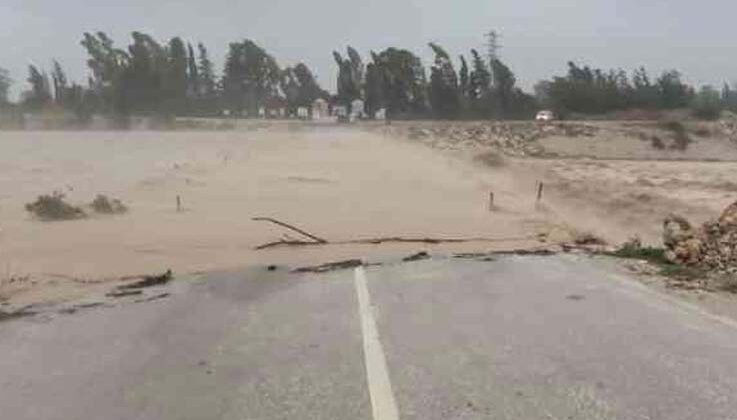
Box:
left=118, top=270, right=173, bottom=290
left=252, top=217, right=328, bottom=244
left=106, top=290, right=144, bottom=298
left=293, top=259, right=364, bottom=274
left=403, top=251, right=430, bottom=262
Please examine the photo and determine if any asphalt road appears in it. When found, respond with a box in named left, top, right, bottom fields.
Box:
left=2, top=255, right=737, bottom=419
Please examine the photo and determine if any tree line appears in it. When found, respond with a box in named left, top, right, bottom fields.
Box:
left=333, top=44, right=535, bottom=119
left=1, top=32, right=330, bottom=123
left=0, top=31, right=734, bottom=121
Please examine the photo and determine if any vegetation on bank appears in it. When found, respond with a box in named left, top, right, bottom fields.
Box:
left=0, top=31, right=735, bottom=124
left=609, top=238, right=706, bottom=283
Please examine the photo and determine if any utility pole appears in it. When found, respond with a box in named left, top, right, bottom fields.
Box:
left=485, top=30, right=501, bottom=63
left=486, top=30, right=502, bottom=90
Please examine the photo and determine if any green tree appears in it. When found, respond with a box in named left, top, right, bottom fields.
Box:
left=80, top=32, right=128, bottom=115
left=368, top=48, right=428, bottom=118
left=0, top=67, right=12, bottom=104
left=691, top=85, right=722, bottom=120
left=294, top=63, right=327, bottom=105
left=280, top=67, right=300, bottom=114
left=541, top=62, right=635, bottom=115
left=333, top=46, right=363, bottom=109
left=197, top=43, right=218, bottom=114
left=51, top=60, right=68, bottom=106
left=165, top=37, right=189, bottom=115
left=631, top=67, right=658, bottom=108
left=458, top=55, right=470, bottom=115
left=123, top=32, right=168, bottom=115
left=281, top=63, right=327, bottom=115
left=364, top=61, right=384, bottom=118
left=197, top=43, right=216, bottom=94
left=468, top=49, right=491, bottom=117
left=657, top=70, right=693, bottom=109
left=722, top=83, right=737, bottom=112
left=490, top=58, right=516, bottom=117
left=222, top=39, right=281, bottom=116
left=24, top=65, right=52, bottom=109
left=187, top=43, right=199, bottom=99
left=428, top=43, right=460, bottom=119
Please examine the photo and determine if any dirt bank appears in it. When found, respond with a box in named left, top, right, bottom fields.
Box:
left=376, top=120, right=737, bottom=245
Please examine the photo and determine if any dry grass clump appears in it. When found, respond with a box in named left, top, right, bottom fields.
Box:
left=90, top=194, right=128, bottom=215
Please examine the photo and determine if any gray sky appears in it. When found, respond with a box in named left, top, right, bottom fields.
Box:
left=2, top=0, right=736, bottom=98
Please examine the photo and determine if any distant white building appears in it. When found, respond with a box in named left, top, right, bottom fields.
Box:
left=312, top=98, right=329, bottom=119
left=351, top=99, right=365, bottom=119
left=297, top=107, right=310, bottom=119
left=334, top=105, right=349, bottom=122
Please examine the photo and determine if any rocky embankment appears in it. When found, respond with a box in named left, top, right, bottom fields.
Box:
left=376, top=122, right=599, bottom=157
left=664, top=201, right=737, bottom=275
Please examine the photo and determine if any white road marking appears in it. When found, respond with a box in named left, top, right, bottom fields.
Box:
left=354, top=266, right=400, bottom=420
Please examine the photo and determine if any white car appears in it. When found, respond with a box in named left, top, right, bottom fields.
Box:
left=535, top=110, right=555, bottom=122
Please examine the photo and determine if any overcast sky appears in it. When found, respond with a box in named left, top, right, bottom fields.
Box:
left=2, top=0, right=736, bottom=98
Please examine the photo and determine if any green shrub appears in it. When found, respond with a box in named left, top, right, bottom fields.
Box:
left=25, top=192, right=85, bottom=221
left=611, top=240, right=669, bottom=265
left=610, top=237, right=705, bottom=281
left=691, top=86, right=723, bottom=121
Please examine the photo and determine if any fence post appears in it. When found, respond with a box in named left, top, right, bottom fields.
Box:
left=537, top=182, right=544, bottom=202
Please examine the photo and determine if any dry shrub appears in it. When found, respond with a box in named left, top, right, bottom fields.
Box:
left=650, top=135, right=665, bottom=150
left=474, top=151, right=506, bottom=167
left=659, top=120, right=692, bottom=151
left=90, top=194, right=128, bottom=215
left=572, top=231, right=607, bottom=246
left=25, top=192, right=85, bottom=221
left=692, top=126, right=712, bottom=137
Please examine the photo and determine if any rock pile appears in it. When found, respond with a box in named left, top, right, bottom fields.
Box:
left=664, top=201, right=737, bottom=273
left=381, top=122, right=599, bottom=157
left=718, top=113, right=737, bottom=144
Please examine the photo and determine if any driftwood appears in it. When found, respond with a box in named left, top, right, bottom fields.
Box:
left=118, top=270, right=173, bottom=290
left=252, top=217, right=328, bottom=244
left=106, top=290, right=144, bottom=298
left=255, top=240, right=323, bottom=250
left=253, top=216, right=535, bottom=250
left=352, top=237, right=476, bottom=245
left=293, top=259, right=364, bottom=273
left=403, top=251, right=430, bottom=262
left=255, top=237, right=533, bottom=250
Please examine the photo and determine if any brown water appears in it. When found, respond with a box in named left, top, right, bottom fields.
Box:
left=0, top=127, right=553, bottom=305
